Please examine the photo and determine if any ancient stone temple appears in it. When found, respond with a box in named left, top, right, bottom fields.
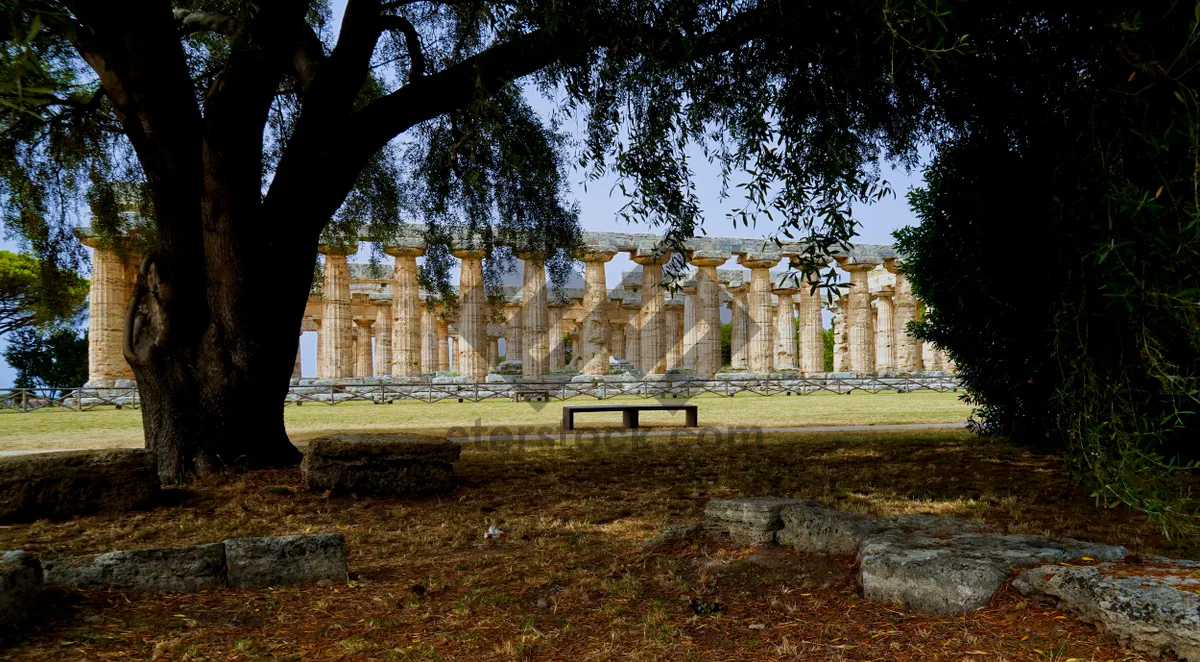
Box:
left=77, top=225, right=954, bottom=385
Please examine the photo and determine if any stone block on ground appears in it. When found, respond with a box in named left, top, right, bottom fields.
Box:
left=704, top=498, right=812, bottom=544
left=0, top=551, right=42, bottom=627
left=224, top=533, right=347, bottom=588
left=1014, top=560, right=1200, bottom=661
left=0, top=449, right=159, bottom=523
left=643, top=521, right=704, bottom=550
left=42, top=543, right=226, bottom=592
left=776, top=503, right=889, bottom=555
left=302, top=433, right=461, bottom=496
left=858, top=531, right=1126, bottom=615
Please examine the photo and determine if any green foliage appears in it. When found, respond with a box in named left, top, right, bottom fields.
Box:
left=823, top=327, right=834, bottom=373
left=720, top=322, right=731, bottom=367
left=3, top=325, right=87, bottom=390
left=0, top=249, right=87, bottom=335
left=898, top=2, right=1200, bottom=535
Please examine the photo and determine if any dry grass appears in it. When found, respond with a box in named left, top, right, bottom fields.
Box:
left=0, top=390, right=971, bottom=451
left=0, top=428, right=1184, bottom=661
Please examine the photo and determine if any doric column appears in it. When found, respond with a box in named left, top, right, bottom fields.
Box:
left=664, top=302, right=683, bottom=371
left=838, top=260, right=875, bottom=373
left=319, top=245, right=356, bottom=379
left=797, top=272, right=824, bottom=373
left=580, top=249, right=616, bottom=375
left=739, top=255, right=779, bottom=374
left=873, top=287, right=895, bottom=371
left=353, top=317, right=374, bottom=378
left=621, top=302, right=641, bottom=373
left=633, top=254, right=669, bottom=374
left=81, top=239, right=136, bottom=384
left=373, top=300, right=393, bottom=378
left=293, top=333, right=303, bottom=379
left=548, top=301, right=567, bottom=372
left=831, top=297, right=847, bottom=372
left=610, top=320, right=626, bottom=360
left=923, top=339, right=940, bottom=371
left=681, top=285, right=697, bottom=370
left=384, top=246, right=422, bottom=377
left=503, top=302, right=523, bottom=366
left=690, top=255, right=725, bottom=378
left=519, top=254, right=549, bottom=379
left=885, top=261, right=921, bottom=372
left=728, top=282, right=749, bottom=370
left=313, top=316, right=324, bottom=377
left=447, top=333, right=457, bottom=373
left=452, top=249, right=488, bottom=380
left=436, top=316, right=450, bottom=372
left=488, top=332, right=501, bottom=368
left=420, top=305, right=438, bottom=374
left=773, top=286, right=798, bottom=371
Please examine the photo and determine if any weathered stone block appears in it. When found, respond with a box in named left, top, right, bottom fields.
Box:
left=704, top=497, right=812, bottom=544
left=1015, top=561, right=1200, bottom=661
left=302, top=433, right=460, bottom=496
left=0, top=551, right=42, bottom=627
left=0, top=449, right=159, bottom=523
left=776, top=503, right=887, bottom=554
left=224, top=533, right=347, bottom=588
left=858, top=531, right=1125, bottom=615
left=42, top=543, right=225, bottom=592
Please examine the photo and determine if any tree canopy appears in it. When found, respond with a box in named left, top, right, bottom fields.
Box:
left=0, top=249, right=87, bottom=335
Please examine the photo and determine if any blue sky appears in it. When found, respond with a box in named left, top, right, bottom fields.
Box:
left=0, top=5, right=926, bottom=385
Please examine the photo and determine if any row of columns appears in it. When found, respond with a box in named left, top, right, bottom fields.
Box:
left=304, top=245, right=950, bottom=381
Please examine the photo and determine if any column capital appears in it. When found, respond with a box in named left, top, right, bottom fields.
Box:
left=872, top=286, right=896, bottom=299
left=835, top=256, right=879, bottom=272
left=772, top=286, right=800, bottom=296
left=318, top=243, right=358, bottom=256
left=689, top=252, right=729, bottom=267
left=631, top=252, right=671, bottom=266
left=384, top=244, right=424, bottom=258
left=578, top=247, right=617, bottom=262
left=738, top=253, right=781, bottom=270
left=450, top=247, right=488, bottom=260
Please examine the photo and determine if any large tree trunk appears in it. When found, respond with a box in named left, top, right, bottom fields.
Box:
left=124, top=230, right=311, bottom=482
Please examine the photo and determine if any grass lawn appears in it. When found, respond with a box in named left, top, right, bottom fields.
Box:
left=0, top=390, right=971, bottom=451
left=0, top=427, right=1182, bottom=661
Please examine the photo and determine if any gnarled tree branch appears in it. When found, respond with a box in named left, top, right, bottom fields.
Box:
left=173, top=9, right=237, bottom=36
left=379, top=14, right=426, bottom=80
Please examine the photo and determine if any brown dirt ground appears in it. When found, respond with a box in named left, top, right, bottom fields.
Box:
left=0, top=428, right=1190, bottom=661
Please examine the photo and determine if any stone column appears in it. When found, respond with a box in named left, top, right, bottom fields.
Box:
left=436, top=316, right=450, bottom=372
left=839, top=261, right=875, bottom=373
left=420, top=305, right=438, bottom=374
left=886, top=262, right=921, bottom=372
left=319, top=245, right=356, bottom=379
left=519, top=254, right=549, bottom=379
left=503, top=302, right=523, bottom=366
left=610, top=320, right=626, bottom=360
left=773, top=286, right=798, bottom=371
left=385, top=247, right=422, bottom=377
left=633, top=255, right=669, bottom=374
left=873, top=287, right=895, bottom=371
left=488, top=333, right=501, bottom=368
left=691, top=256, right=725, bottom=378
left=81, top=239, right=136, bottom=384
left=447, top=333, right=457, bottom=373
left=353, top=317, right=374, bottom=378
left=567, top=330, right=581, bottom=369
left=548, top=301, right=567, bottom=372
left=313, top=317, right=324, bottom=378
left=293, top=333, right=303, bottom=379
left=622, top=302, right=641, bottom=373
left=728, top=283, right=749, bottom=370
left=452, top=249, right=488, bottom=380
left=580, top=250, right=616, bottom=375
left=373, top=301, right=393, bottom=378
left=739, top=256, right=779, bottom=374
left=831, top=297, right=847, bottom=372
left=664, top=303, right=683, bottom=371
left=681, top=284, right=697, bottom=370
left=796, top=273, right=824, bottom=373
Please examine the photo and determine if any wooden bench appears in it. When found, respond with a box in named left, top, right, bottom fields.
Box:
left=512, top=390, right=551, bottom=403
left=562, top=404, right=698, bottom=431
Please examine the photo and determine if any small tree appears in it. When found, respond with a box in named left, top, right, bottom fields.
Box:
left=0, top=250, right=87, bottom=336
left=4, top=327, right=88, bottom=392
